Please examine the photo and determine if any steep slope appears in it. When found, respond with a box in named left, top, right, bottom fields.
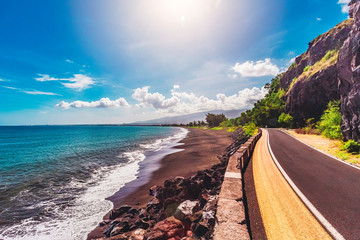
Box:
left=338, top=0, right=360, bottom=141
left=280, top=19, right=353, bottom=125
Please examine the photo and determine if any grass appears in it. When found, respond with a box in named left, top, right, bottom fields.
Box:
left=298, top=49, right=339, bottom=80
left=210, top=127, right=223, bottom=130
left=188, top=126, right=207, bottom=129
left=303, top=65, right=310, bottom=72
left=288, top=77, right=297, bottom=91
left=226, top=126, right=239, bottom=132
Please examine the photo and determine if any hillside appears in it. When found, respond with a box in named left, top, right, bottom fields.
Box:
left=238, top=1, right=360, bottom=141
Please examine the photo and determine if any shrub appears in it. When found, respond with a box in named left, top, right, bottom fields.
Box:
left=303, top=65, right=310, bottom=72
left=295, top=128, right=304, bottom=134
left=317, top=100, right=342, bottom=139
left=278, top=113, right=294, bottom=128
left=243, top=122, right=258, bottom=136
left=342, top=140, right=360, bottom=154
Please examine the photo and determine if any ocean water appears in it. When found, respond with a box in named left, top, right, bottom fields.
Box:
left=0, top=125, right=188, bottom=240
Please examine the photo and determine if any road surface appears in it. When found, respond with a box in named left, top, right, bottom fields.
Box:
left=262, top=128, right=360, bottom=240
left=252, top=129, right=331, bottom=239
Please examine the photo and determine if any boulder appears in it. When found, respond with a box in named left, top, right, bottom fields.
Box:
left=173, top=200, right=200, bottom=220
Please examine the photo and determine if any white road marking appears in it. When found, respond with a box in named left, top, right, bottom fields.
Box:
left=266, top=129, right=345, bottom=240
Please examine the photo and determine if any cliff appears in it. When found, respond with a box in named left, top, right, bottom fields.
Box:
left=279, top=0, right=360, bottom=140
left=338, top=0, right=360, bottom=141
left=280, top=19, right=353, bottom=126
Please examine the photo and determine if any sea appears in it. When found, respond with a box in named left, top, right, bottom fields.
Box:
left=0, top=125, right=188, bottom=240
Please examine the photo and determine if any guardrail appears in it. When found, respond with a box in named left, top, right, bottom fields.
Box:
left=213, top=129, right=262, bottom=240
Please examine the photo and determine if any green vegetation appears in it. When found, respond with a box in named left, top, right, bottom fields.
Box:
left=295, top=118, right=320, bottom=135
left=242, top=122, right=258, bottom=136
left=278, top=113, right=293, bottom=128
left=317, top=100, right=342, bottom=139
left=226, top=126, right=238, bottom=132
left=232, top=74, right=286, bottom=128
left=210, top=127, right=223, bottom=130
left=289, top=77, right=297, bottom=90
left=299, top=49, right=339, bottom=80
left=303, top=65, right=310, bottom=72
left=205, top=113, right=226, bottom=128
left=322, top=49, right=338, bottom=61
left=187, top=120, right=206, bottom=128
left=342, top=140, right=360, bottom=154
left=289, top=62, right=297, bottom=70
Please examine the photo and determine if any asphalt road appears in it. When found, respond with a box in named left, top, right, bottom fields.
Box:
left=252, top=130, right=330, bottom=239
left=267, top=128, right=360, bottom=240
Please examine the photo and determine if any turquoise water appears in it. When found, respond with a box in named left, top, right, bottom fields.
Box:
left=0, top=125, right=187, bottom=240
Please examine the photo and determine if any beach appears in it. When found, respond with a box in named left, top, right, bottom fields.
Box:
left=87, top=127, right=232, bottom=239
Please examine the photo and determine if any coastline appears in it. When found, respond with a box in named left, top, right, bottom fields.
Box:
left=87, top=128, right=232, bottom=239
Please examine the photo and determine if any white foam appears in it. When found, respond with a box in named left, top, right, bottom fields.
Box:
left=0, top=127, right=188, bottom=240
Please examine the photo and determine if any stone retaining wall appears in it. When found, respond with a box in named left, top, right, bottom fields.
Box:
left=213, top=129, right=262, bottom=240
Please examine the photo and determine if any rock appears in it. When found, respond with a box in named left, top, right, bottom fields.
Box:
left=144, top=230, right=165, bottom=240
left=174, top=200, right=200, bottom=220
left=135, top=220, right=150, bottom=230
left=286, top=64, right=340, bottom=125
left=338, top=1, right=360, bottom=140
left=147, top=197, right=161, bottom=208
left=149, top=185, right=162, bottom=198
left=153, top=216, right=185, bottom=238
left=110, top=222, right=130, bottom=236
left=130, top=228, right=146, bottom=240
left=109, top=206, right=132, bottom=220
left=193, top=222, right=210, bottom=237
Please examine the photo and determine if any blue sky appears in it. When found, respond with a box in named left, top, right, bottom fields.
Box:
left=0, top=0, right=350, bottom=125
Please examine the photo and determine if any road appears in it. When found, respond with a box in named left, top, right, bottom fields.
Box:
left=252, top=129, right=331, bottom=239
left=263, top=128, right=360, bottom=240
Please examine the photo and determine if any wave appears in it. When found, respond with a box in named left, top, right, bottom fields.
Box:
left=0, top=127, right=188, bottom=240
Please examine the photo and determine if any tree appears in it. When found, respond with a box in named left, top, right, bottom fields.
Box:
left=317, top=100, right=342, bottom=139
left=243, top=122, right=258, bottom=136
left=205, top=113, right=227, bottom=128
left=278, top=113, right=294, bottom=128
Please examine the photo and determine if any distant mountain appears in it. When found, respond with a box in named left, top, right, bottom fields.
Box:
left=127, top=109, right=247, bottom=125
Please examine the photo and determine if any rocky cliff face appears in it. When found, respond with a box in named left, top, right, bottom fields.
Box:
left=280, top=19, right=352, bottom=126
left=338, top=0, right=360, bottom=141
left=279, top=1, right=360, bottom=140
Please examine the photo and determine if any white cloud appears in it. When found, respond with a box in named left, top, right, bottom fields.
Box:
left=56, top=97, right=130, bottom=109
left=173, top=84, right=180, bottom=89
left=338, top=0, right=350, bottom=13
left=2, top=86, right=60, bottom=95
left=232, top=58, right=280, bottom=77
left=2, top=86, right=17, bottom=90
left=132, top=86, right=179, bottom=109
left=35, top=74, right=95, bottom=91
left=55, top=85, right=268, bottom=116
left=132, top=85, right=268, bottom=115
left=316, top=17, right=322, bottom=21
left=65, top=59, right=74, bottom=64
left=21, top=90, right=60, bottom=96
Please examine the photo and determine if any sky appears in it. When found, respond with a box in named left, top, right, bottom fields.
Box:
left=0, top=0, right=351, bottom=125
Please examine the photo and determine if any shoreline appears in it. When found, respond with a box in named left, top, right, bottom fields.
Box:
left=87, top=128, right=232, bottom=239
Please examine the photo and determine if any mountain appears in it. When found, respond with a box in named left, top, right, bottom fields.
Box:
left=128, top=109, right=247, bottom=125
left=277, top=0, right=360, bottom=141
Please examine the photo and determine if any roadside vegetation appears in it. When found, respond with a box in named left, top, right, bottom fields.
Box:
left=290, top=100, right=360, bottom=164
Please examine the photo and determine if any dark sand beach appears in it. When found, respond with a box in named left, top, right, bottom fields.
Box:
left=88, top=128, right=232, bottom=239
